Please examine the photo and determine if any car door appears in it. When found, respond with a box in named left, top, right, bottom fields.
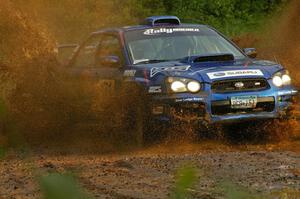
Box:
left=93, top=33, right=124, bottom=94
left=69, top=32, right=124, bottom=96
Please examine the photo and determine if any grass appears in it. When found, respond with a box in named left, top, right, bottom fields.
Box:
left=0, top=147, right=6, bottom=159
left=171, top=165, right=198, bottom=199
left=39, top=173, right=91, bottom=199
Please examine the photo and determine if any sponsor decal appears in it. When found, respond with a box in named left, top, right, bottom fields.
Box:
left=123, top=70, right=136, bottom=77
left=144, top=28, right=200, bottom=35
left=150, top=65, right=191, bottom=77
left=175, top=97, right=204, bottom=103
left=278, top=90, right=298, bottom=96
left=149, top=86, right=162, bottom=93
left=207, top=70, right=264, bottom=79
left=188, top=67, right=218, bottom=75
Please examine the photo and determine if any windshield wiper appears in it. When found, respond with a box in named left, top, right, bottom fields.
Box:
left=134, top=59, right=171, bottom=65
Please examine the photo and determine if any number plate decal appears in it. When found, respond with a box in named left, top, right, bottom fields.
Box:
left=231, top=96, right=257, bottom=109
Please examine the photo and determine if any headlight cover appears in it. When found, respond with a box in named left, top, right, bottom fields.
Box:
left=167, top=77, right=201, bottom=93
left=171, top=81, right=186, bottom=92
left=282, top=74, right=291, bottom=85
left=187, top=81, right=201, bottom=93
left=272, top=70, right=292, bottom=87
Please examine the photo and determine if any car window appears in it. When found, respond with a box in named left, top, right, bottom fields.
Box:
left=95, top=35, right=123, bottom=66
left=73, top=34, right=103, bottom=68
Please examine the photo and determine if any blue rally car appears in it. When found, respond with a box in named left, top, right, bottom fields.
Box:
left=67, top=16, right=298, bottom=141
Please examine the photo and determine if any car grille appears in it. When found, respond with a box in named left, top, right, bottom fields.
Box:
left=211, top=78, right=270, bottom=93
left=211, top=97, right=275, bottom=116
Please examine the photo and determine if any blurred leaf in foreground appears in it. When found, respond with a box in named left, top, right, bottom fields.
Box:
left=40, top=173, right=91, bottom=199
left=0, top=147, right=6, bottom=159
left=0, top=99, right=6, bottom=118
left=171, top=165, right=198, bottom=199
left=0, top=98, right=7, bottom=160
left=220, top=181, right=262, bottom=199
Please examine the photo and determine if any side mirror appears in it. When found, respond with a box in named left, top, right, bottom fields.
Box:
left=98, top=55, right=120, bottom=67
left=243, top=48, right=257, bottom=59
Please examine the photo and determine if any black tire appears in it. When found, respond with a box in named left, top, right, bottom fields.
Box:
left=118, top=84, right=169, bottom=146
left=112, top=83, right=149, bottom=147
left=126, top=94, right=167, bottom=146
left=125, top=104, right=144, bottom=147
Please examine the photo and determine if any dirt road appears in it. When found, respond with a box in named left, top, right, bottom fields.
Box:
left=1, top=102, right=300, bottom=199
left=0, top=140, right=300, bottom=199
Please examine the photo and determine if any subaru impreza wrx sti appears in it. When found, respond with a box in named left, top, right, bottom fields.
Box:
left=67, top=16, right=298, bottom=139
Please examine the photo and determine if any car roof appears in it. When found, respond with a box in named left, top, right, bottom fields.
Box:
left=90, top=16, right=209, bottom=35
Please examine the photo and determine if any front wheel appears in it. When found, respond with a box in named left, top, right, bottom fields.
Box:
left=127, top=104, right=168, bottom=147
left=111, top=83, right=150, bottom=148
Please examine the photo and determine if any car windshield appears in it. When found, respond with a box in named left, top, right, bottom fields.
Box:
left=124, top=26, right=245, bottom=65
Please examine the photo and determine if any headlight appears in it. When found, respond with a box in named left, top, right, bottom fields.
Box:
left=171, top=81, right=187, bottom=92
left=272, top=71, right=292, bottom=87
left=167, top=77, right=201, bottom=93
left=282, top=74, right=291, bottom=85
left=272, top=76, right=283, bottom=87
left=187, top=81, right=201, bottom=93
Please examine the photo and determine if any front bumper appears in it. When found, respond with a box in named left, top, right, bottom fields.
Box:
left=150, top=85, right=298, bottom=123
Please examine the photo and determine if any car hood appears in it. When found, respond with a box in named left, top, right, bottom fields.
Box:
left=133, top=59, right=283, bottom=83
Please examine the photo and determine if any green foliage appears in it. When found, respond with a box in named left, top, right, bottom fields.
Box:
left=128, top=0, right=288, bottom=36
left=171, top=165, right=198, bottom=199
left=40, top=173, right=91, bottom=199
left=0, top=147, right=6, bottom=159
left=11, top=0, right=288, bottom=43
left=0, top=98, right=6, bottom=118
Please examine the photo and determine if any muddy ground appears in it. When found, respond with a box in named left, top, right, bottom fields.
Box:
left=0, top=100, right=299, bottom=199
left=0, top=130, right=300, bottom=199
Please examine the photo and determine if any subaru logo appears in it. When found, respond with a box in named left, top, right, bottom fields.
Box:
left=213, top=72, right=226, bottom=77
left=235, top=82, right=244, bottom=88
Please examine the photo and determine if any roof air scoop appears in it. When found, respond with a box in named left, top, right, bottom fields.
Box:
left=143, top=16, right=181, bottom=26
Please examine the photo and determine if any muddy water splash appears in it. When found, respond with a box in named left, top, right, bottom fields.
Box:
left=259, top=0, right=300, bottom=86
left=260, top=0, right=300, bottom=138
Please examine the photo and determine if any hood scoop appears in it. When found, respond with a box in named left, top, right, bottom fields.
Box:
left=191, top=53, right=234, bottom=63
